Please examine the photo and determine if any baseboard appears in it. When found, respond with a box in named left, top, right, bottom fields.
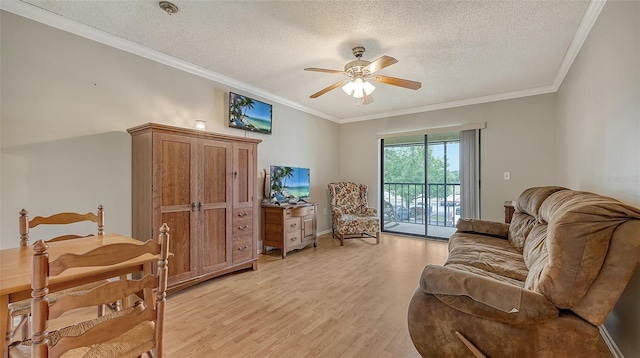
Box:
left=317, top=229, right=332, bottom=236
left=600, top=325, right=624, bottom=358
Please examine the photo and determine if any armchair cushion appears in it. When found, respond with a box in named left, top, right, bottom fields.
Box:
left=335, top=213, right=380, bottom=235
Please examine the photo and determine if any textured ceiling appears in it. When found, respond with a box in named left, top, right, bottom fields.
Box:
left=14, top=0, right=593, bottom=122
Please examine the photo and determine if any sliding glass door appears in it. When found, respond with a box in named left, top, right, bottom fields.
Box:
left=381, top=132, right=470, bottom=239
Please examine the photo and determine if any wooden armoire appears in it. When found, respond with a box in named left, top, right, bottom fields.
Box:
left=127, top=123, right=261, bottom=293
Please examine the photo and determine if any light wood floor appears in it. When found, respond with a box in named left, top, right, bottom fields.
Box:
left=52, top=233, right=448, bottom=357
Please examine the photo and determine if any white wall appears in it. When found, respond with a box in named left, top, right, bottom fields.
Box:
left=555, top=1, right=640, bottom=356
left=339, top=94, right=557, bottom=222
left=0, top=11, right=339, bottom=249
left=2, top=4, right=639, bottom=355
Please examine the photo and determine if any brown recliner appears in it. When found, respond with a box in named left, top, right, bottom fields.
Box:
left=408, top=186, right=640, bottom=357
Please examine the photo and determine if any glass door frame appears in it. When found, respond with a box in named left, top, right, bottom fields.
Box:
left=380, top=134, right=461, bottom=240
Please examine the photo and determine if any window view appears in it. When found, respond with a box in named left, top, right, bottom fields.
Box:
left=382, top=133, right=460, bottom=239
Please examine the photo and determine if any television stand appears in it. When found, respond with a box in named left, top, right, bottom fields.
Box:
left=262, top=202, right=318, bottom=259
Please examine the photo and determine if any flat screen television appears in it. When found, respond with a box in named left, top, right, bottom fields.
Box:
left=229, top=92, right=272, bottom=134
left=269, top=166, right=310, bottom=203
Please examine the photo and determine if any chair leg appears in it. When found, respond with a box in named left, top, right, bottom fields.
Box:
left=340, top=234, right=344, bottom=246
left=376, top=231, right=380, bottom=244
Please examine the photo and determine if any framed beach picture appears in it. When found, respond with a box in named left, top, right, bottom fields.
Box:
left=229, top=92, right=273, bottom=134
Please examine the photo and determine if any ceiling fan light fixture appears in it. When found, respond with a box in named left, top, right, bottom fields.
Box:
left=342, top=80, right=355, bottom=96
left=363, top=80, right=376, bottom=96
left=306, top=45, right=418, bottom=104
left=342, top=78, right=375, bottom=99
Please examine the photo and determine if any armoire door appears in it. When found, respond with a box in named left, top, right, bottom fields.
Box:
left=233, top=143, right=255, bottom=209
left=155, top=133, right=198, bottom=285
left=199, top=139, right=233, bottom=275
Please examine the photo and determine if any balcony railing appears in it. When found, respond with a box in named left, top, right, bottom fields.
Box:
left=383, top=182, right=461, bottom=227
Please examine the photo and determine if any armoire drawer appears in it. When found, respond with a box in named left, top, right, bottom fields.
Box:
left=233, top=208, right=252, bottom=220
left=233, top=217, right=253, bottom=236
left=232, top=235, right=253, bottom=264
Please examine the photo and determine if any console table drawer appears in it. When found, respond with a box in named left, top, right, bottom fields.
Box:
left=289, top=206, right=315, bottom=217
left=286, top=232, right=301, bottom=246
left=285, top=218, right=301, bottom=233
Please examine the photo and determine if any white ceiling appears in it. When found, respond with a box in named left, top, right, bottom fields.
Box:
left=7, top=0, right=600, bottom=123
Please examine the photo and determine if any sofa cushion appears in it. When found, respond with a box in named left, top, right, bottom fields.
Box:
left=525, top=190, right=640, bottom=309
left=456, top=219, right=509, bottom=238
left=447, top=232, right=528, bottom=281
left=522, top=222, right=548, bottom=271
left=507, top=186, right=566, bottom=251
left=419, top=264, right=558, bottom=323
left=507, top=212, right=537, bottom=252
left=514, top=186, right=567, bottom=216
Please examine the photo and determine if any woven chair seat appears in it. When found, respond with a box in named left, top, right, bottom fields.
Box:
left=8, top=280, right=110, bottom=317
left=9, top=305, right=155, bottom=358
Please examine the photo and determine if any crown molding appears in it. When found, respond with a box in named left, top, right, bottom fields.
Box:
left=339, top=85, right=557, bottom=124
left=340, top=0, right=606, bottom=124
left=0, top=0, right=340, bottom=123
left=2, top=0, right=605, bottom=125
left=552, top=0, right=607, bottom=89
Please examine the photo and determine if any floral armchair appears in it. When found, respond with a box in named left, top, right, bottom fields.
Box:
left=327, top=182, right=380, bottom=246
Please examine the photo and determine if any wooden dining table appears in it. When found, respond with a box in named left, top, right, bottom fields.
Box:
left=0, top=234, right=158, bottom=354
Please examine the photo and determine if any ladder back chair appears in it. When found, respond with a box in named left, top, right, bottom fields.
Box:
left=8, top=224, right=170, bottom=358
left=19, top=205, right=105, bottom=247
left=7, top=206, right=112, bottom=345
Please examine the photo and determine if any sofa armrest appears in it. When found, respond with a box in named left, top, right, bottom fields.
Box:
left=456, top=218, right=509, bottom=239
left=362, top=207, right=378, bottom=216
left=418, top=265, right=558, bottom=324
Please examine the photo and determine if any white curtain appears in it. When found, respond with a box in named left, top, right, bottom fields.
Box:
left=460, top=129, right=479, bottom=219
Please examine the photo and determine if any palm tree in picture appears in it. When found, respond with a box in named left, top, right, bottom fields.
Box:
left=239, top=97, right=255, bottom=125
left=280, top=167, right=295, bottom=194
left=230, top=95, right=244, bottom=125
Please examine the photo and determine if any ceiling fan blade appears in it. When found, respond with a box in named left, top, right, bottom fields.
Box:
left=310, top=80, right=347, bottom=98
left=304, top=67, right=344, bottom=74
left=372, top=75, right=422, bottom=90
left=364, top=55, right=398, bottom=74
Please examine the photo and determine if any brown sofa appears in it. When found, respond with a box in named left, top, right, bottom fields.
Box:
left=408, top=186, right=640, bottom=357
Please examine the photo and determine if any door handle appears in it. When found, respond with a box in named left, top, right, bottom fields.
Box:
left=191, top=203, right=196, bottom=212
left=198, top=202, right=203, bottom=211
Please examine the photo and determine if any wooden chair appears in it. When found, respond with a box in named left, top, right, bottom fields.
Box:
left=18, top=205, right=105, bottom=247
left=8, top=224, right=170, bottom=358
left=7, top=206, right=111, bottom=344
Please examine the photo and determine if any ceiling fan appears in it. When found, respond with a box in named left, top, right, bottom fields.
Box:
left=304, top=46, right=421, bottom=105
